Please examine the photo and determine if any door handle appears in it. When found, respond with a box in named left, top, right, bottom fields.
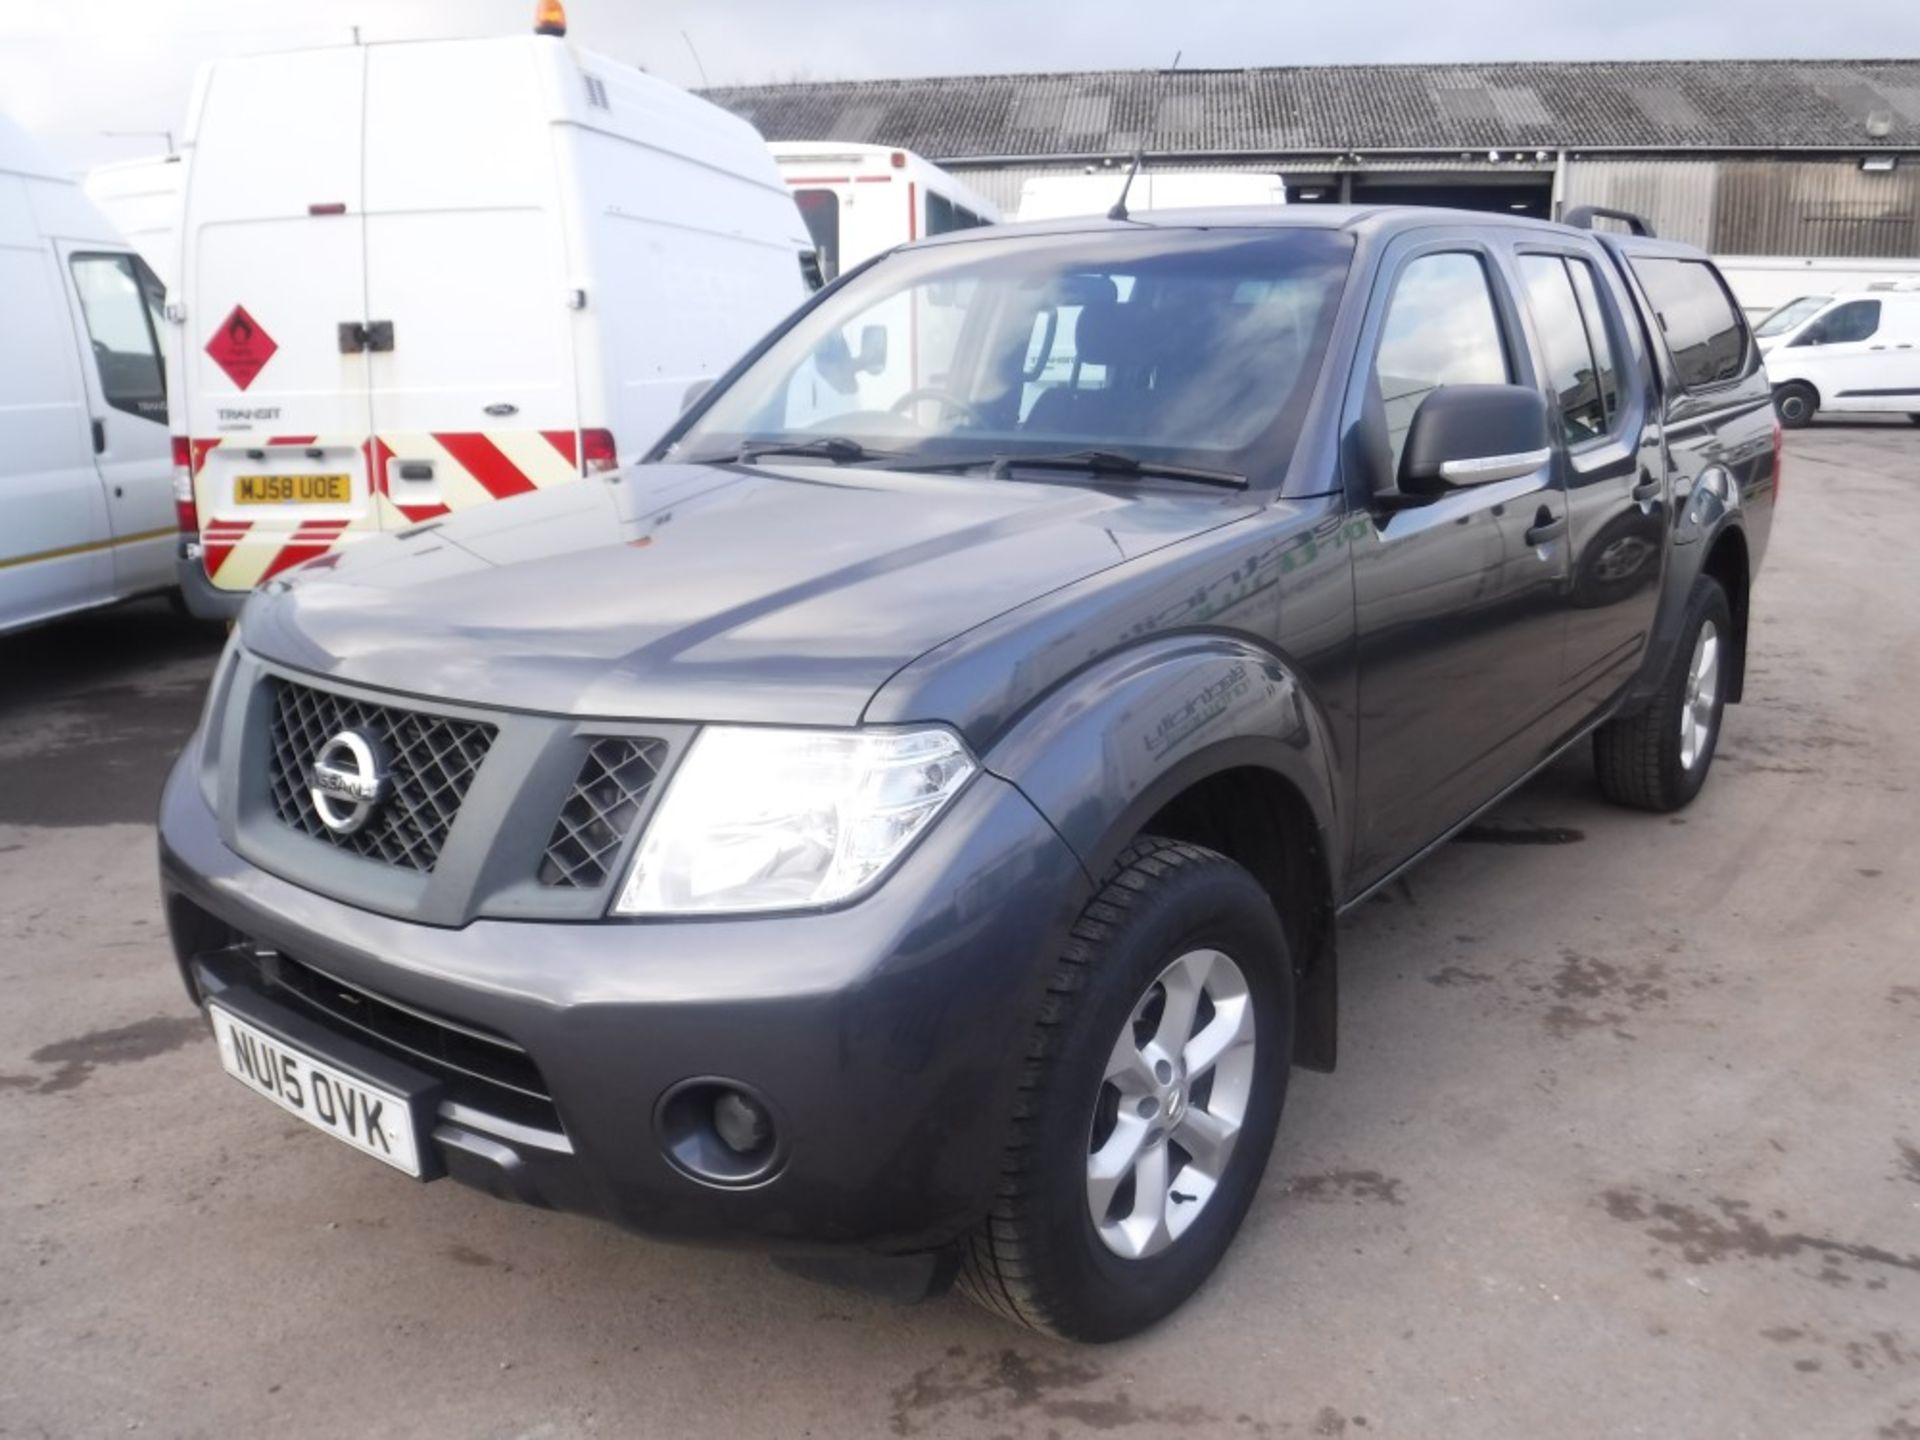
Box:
left=337, top=320, right=396, bottom=354
left=1525, top=508, right=1566, bottom=546
left=90, top=417, right=105, bottom=454
left=1631, top=472, right=1661, bottom=502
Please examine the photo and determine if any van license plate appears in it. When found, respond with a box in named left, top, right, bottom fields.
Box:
left=233, top=474, right=351, bottom=504
left=208, top=1003, right=423, bottom=1177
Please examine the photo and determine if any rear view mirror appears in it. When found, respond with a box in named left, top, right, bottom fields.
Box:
left=1399, top=384, right=1552, bottom=497
left=857, top=324, right=889, bottom=375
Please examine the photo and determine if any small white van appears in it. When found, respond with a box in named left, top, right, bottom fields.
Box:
left=173, top=23, right=814, bottom=616
left=769, top=142, right=999, bottom=282
left=1755, top=283, right=1920, bottom=428
left=1016, top=170, right=1288, bottom=222
left=1, top=114, right=176, bottom=636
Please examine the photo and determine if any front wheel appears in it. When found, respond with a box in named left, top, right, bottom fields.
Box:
left=1773, top=381, right=1819, bottom=429
left=957, top=838, right=1292, bottom=1341
left=1593, top=576, right=1733, bottom=812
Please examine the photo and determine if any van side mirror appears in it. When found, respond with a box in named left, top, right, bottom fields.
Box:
left=681, top=378, right=714, bottom=413
left=856, top=324, right=889, bottom=375
left=1399, top=384, right=1552, bottom=497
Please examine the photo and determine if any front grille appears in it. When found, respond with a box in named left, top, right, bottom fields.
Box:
left=539, top=736, right=668, bottom=888
left=267, top=679, right=496, bottom=873
left=256, top=950, right=561, bottom=1134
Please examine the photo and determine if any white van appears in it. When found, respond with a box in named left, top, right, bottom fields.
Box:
left=1, top=114, right=176, bottom=636
left=1755, top=283, right=1920, bottom=428
left=84, top=154, right=184, bottom=289
left=769, top=142, right=999, bottom=282
left=1016, top=170, right=1288, bottom=222
left=173, top=24, right=813, bottom=616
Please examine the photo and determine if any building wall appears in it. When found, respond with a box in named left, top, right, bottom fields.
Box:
left=1563, top=157, right=1920, bottom=257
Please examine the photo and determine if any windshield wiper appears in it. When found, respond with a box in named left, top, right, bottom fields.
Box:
left=731, top=436, right=899, bottom=466
left=988, top=449, right=1248, bottom=490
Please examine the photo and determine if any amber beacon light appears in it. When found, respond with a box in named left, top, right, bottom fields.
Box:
left=534, top=0, right=567, bottom=37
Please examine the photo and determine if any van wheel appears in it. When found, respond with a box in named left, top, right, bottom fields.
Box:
left=1773, top=382, right=1818, bottom=429
left=1593, top=576, right=1733, bottom=813
left=1907, top=414, right=1920, bottom=425
left=957, top=838, right=1291, bottom=1342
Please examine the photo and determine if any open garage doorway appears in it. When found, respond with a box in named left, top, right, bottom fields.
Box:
left=1288, top=170, right=1555, bottom=219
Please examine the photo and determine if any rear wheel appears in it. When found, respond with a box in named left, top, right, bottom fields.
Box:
left=957, top=838, right=1291, bottom=1341
left=1773, top=382, right=1818, bottom=429
left=1907, top=414, right=1920, bottom=426
left=1593, top=576, right=1732, bottom=812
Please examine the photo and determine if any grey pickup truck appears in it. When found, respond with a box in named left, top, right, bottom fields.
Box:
left=159, top=202, right=1776, bottom=1341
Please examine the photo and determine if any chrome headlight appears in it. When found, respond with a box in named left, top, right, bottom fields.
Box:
left=612, top=726, right=976, bottom=916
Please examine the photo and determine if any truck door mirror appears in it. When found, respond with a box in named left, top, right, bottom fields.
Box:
left=856, top=324, right=889, bottom=375
left=1399, top=384, right=1552, bottom=497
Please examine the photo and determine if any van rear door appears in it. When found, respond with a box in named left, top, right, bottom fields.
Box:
left=358, top=41, right=581, bottom=523
left=184, top=46, right=374, bottom=593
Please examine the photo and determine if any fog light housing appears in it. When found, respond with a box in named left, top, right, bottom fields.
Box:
left=655, top=1078, right=784, bottom=1187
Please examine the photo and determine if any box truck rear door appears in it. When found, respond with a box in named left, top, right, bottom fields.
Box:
left=185, top=46, right=376, bottom=592
left=359, top=40, right=583, bottom=524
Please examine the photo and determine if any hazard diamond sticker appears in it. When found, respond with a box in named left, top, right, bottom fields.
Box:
left=205, top=305, right=278, bottom=391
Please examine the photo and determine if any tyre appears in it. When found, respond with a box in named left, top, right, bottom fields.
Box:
left=1773, top=381, right=1818, bottom=429
left=1907, top=413, right=1920, bottom=426
left=1593, top=576, right=1733, bottom=812
left=957, top=837, right=1292, bottom=1341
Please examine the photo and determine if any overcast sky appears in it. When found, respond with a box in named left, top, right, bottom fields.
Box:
left=6, top=0, right=1918, bottom=172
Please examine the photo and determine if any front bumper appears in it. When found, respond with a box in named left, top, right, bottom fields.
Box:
left=157, top=745, right=1090, bottom=1255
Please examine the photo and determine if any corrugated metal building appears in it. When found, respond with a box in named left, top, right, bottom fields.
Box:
left=707, top=59, right=1920, bottom=255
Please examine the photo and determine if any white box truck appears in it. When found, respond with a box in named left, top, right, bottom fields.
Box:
left=1016, top=170, right=1288, bottom=222
left=84, top=154, right=185, bottom=290
left=1, top=113, right=176, bottom=636
left=769, top=142, right=999, bottom=281
left=172, top=18, right=815, bottom=616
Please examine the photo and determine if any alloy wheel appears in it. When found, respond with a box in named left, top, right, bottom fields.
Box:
left=1086, top=948, right=1258, bottom=1260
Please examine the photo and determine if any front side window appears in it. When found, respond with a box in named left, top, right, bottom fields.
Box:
left=672, top=227, right=1356, bottom=474
left=1373, top=251, right=1510, bottom=474
left=1519, top=254, right=1611, bottom=443
left=794, top=189, right=841, bottom=281
left=1631, top=257, right=1748, bottom=390
left=1756, top=295, right=1830, bottom=338
left=1790, top=298, right=1881, bottom=348
left=69, top=252, right=167, bottom=422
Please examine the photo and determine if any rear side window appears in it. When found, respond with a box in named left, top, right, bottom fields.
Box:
left=793, top=190, right=840, bottom=281
left=1374, top=252, right=1510, bottom=474
left=69, top=252, right=167, bottom=422
left=1630, top=257, right=1748, bottom=390
left=1790, top=298, right=1881, bottom=347
left=1520, top=257, right=1612, bottom=443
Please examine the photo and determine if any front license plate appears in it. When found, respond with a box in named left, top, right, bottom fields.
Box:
left=208, top=1003, right=422, bottom=1176
left=233, top=474, right=351, bottom=505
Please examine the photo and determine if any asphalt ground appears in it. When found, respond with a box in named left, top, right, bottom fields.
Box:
left=1, top=418, right=1915, bottom=1439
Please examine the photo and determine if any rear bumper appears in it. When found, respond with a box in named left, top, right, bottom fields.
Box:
left=176, top=548, right=248, bottom=622
left=156, top=745, right=1091, bottom=1255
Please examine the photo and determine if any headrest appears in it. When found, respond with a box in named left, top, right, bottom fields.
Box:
left=1074, top=300, right=1141, bottom=366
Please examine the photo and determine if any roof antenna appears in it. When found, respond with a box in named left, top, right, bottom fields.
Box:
left=1108, top=149, right=1145, bottom=221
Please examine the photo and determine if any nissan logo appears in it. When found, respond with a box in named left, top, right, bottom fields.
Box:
left=309, top=729, right=392, bottom=835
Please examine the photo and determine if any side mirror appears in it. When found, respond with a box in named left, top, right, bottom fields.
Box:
left=681, top=378, right=714, bottom=413
left=1399, top=384, right=1552, bottom=497
left=856, top=323, right=889, bottom=375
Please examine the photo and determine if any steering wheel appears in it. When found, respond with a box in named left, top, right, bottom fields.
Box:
left=889, top=388, right=986, bottom=428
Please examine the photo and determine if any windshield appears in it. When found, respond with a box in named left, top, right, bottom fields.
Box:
left=669, top=227, right=1355, bottom=479
left=1755, top=295, right=1831, bottom=338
